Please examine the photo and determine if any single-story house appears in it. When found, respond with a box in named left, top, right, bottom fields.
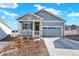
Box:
left=65, top=25, right=79, bottom=35
left=0, top=19, right=12, bottom=40
left=17, top=9, right=65, bottom=39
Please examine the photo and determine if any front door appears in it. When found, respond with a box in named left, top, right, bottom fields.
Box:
left=34, top=22, right=40, bottom=38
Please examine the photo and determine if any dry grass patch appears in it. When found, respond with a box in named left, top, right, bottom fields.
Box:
left=1, top=38, right=49, bottom=56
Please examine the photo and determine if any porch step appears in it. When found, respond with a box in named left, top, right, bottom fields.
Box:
left=34, top=35, right=40, bottom=39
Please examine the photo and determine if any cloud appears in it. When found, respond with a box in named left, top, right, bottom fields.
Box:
left=0, top=9, right=18, bottom=17
left=68, top=7, right=72, bottom=10
left=1, top=16, right=5, bottom=19
left=56, top=3, right=61, bottom=5
left=34, top=4, right=61, bottom=15
left=34, top=4, right=46, bottom=10
left=67, top=12, right=79, bottom=17
left=72, top=18, right=76, bottom=20
left=45, top=8, right=60, bottom=15
left=0, top=3, right=18, bottom=8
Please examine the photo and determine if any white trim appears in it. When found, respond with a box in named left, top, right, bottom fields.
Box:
left=42, top=26, right=64, bottom=37
left=33, top=21, right=34, bottom=38
left=43, top=21, right=64, bottom=22
left=18, top=19, right=64, bottom=22
left=40, top=20, right=42, bottom=39
left=19, top=19, right=41, bottom=22
left=42, top=26, right=63, bottom=27
left=18, top=13, right=43, bottom=20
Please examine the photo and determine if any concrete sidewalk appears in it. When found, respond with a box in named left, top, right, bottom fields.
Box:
left=0, top=42, right=9, bottom=52
left=43, top=37, right=79, bottom=56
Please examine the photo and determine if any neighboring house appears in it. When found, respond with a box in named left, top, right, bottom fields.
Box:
left=17, top=9, right=65, bottom=39
left=0, top=19, right=12, bottom=40
left=65, top=29, right=77, bottom=35
left=65, top=25, right=79, bottom=35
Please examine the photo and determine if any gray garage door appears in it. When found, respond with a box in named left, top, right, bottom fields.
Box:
left=43, top=27, right=62, bottom=37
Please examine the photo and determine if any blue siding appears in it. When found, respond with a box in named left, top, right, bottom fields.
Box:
left=42, top=22, right=64, bottom=26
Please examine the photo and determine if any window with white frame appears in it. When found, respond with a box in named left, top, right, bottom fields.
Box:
left=22, top=22, right=32, bottom=30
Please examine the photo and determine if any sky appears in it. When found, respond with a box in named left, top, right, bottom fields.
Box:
left=0, top=3, right=79, bottom=30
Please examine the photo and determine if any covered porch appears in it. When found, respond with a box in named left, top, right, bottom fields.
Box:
left=18, top=20, right=42, bottom=39
left=17, top=13, right=43, bottom=39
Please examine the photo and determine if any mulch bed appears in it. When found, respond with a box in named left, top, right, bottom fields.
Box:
left=1, top=38, right=49, bottom=56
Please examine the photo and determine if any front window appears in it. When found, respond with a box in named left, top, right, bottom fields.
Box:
left=22, top=22, right=32, bottom=30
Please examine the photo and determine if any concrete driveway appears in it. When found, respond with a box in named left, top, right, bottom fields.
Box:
left=43, top=37, right=79, bottom=56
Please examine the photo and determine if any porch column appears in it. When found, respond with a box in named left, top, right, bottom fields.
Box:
left=18, top=22, right=19, bottom=36
left=40, top=21, right=42, bottom=39
left=33, top=21, right=35, bottom=38
left=18, top=22, right=21, bottom=36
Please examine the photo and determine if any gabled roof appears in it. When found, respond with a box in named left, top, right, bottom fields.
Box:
left=0, top=19, right=12, bottom=29
left=17, top=9, right=65, bottom=22
left=35, top=9, right=65, bottom=22
left=17, top=13, right=43, bottom=20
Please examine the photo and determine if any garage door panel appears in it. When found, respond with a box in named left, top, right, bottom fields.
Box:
left=43, top=27, right=61, bottom=37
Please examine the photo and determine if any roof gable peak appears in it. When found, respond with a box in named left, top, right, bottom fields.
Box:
left=35, top=9, right=65, bottom=22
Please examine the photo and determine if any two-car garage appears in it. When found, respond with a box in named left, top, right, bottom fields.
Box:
left=42, top=26, right=63, bottom=37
